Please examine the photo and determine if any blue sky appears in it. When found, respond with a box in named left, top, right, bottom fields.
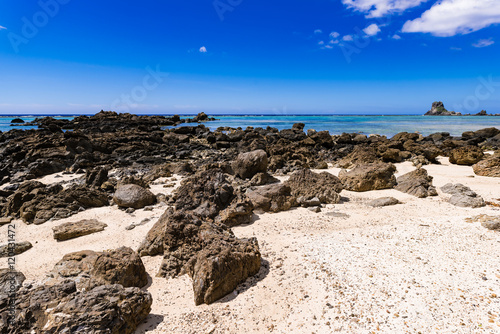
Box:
left=0, top=0, right=499, bottom=115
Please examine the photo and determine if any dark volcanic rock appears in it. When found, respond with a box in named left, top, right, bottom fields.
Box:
left=246, top=183, right=295, bottom=213
left=395, top=168, right=437, bottom=198
left=449, top=146, right=484, bottom=165
left=473, top=153, right=500, bottom=177
left=85, top=167, right=108, bottom=188
left=147, top=210, right=261, bottom=305
left=232, top=149, right=269, bottom=179
left=285, top=169, right=343, bottom=204
left=0, top=281, right=152, bottom=334
left=0, top=269, right=25, bottom=294
left=10, top=118, right=24, bottom=124
left=0, top=182, right=109, bottom=224
left=250, top=172, right=280, bottom=186
left=49, top=247, right=148, bottom=290
left=339, top=163, right=397, bottom=192
left=0, top=241, right=32, bottom=258
left=441, top=183, right=485, bottom=208
left=52, top=219, right=108, bottom=241
left=425, top=101, right=461, bottom=116
left=174, top=169, right=234, bottom=219
left=336, top=146, right=379, bottom=169
left=216, top=194, right=254, bottom=227
left=113, top=184, right=156, bottom=209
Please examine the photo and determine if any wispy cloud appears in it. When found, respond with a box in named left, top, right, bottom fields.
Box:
left=199, top=46, right=207, bottom=53
left=450, top=46, right=462, bottom=51
left=0, top=25, right=6, bottom=30
left=363, top=23, right=381, bottom=36
left=314, top=29, right=323, bottom=34
left=341, top=0, right=430, bottom=18
left=343, top=35, right=354, bottom=41
left=329, top=31, right=340, bottom=39
left=472, top=38, right=495, bottom=48
left=392, top=34, right=402, bottom=40
left=402, top=0, right=500, bottom=37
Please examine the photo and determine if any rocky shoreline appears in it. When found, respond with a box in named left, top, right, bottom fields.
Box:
left=1, top=111, right=499, bottom=333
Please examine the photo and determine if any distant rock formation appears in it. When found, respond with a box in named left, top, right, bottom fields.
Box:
left=424, top=102, right=499, bottom=116
left=424, top=102, right=461, bottom=116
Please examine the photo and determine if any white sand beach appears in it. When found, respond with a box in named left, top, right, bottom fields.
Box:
left=2, top=158, right=500, bottom=333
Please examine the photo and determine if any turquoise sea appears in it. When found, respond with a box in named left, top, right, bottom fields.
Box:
left=2, top=115, right=500, bottom=137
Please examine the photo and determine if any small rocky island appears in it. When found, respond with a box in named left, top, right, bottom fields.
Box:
left=425, top=101, right=499, bottom=116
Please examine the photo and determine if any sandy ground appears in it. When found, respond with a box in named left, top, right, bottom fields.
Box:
left=1, top=159, right=500, bottom=333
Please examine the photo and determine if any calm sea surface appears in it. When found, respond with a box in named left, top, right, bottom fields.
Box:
left=2, top=115, right=500, bottom=137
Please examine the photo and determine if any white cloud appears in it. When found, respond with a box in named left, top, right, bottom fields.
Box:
left=402, top=0, right=500, bottom=37
left=472, top=38, right=495, bottom=48
left=343, top=35, right=354, bottom=41
left=0, top=25, right=6, bottom=30
left=324, top=45, right=334, bottom=49
left=314, top=29, right=323, bottom=34
left=330, top=39, right=339, bottom=44
left=329, top=31, right=340, bottom=39
left=363, top=23, right=381, bottom=36
left=392, top=34, right=402, bottom=39
left=318, top=41, right=325, bottom=45
left=199, top=46, right=207, bottom=53
left=341, top=0, right=429, bottom=18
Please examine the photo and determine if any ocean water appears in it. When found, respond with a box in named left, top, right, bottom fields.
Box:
left=2, top=115, right=500, bottom=137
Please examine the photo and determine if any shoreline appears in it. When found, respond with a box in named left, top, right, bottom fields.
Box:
left=0, top=111, right=499, bottom=333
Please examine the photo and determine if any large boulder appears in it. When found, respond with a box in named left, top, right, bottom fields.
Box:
left=147, top=210, right=261, bottom=305
left=0, top=281, right=152, bottom=334
left=285, top=169, right=343, bottom=205
left=339, top=163, right=397, bottom=192
left=448, top=146, right=484, bottom=165
left=49, top=247, right=148, bottom=290
left=113, top=184, right=156, bottom=209
left=441, top=183, right=485, bottom=208
left=232, top=150, right=268, bottom=179
left=246, top=183, right=295, bottom=213
left=395, top=168, right=437, bottom=198
left=53, top=219, right=107, bottom=241
left=473, top=153, right=500, bottom=177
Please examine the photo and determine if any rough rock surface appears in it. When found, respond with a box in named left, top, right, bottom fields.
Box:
left=148, top=210, right=261, bottom=305
left=52, top=219, right=108, bottom=241
left=473, top=153, right=500, bottom=177
left=465, top=214, right=500, bottom=230
left=174, top=169, right=234, bottom=219
left=285, top=169, right=343, bottom=204
left=250, top=172, right=279, bottom=186
left=0, top=181, right=109, bottom=224
left=113, top=184, right=156, bottom=209
left=425, top=101, right=461, bottom=116
left=395, top=168, right=437, bottom=198
left=0, top=281, right=152, bottom=334
left=339, top=163, right=397, bottom=192
left=0, top=269, right=25, bottom=294
left=448, top=146, right=484, bottom=165
left=85, top=167, right=108, bottom=188
left=232, top=149, right=268, bottom=179
left=441, top=183, right=485, bottom=208
left=0, top=241, right=33, bottom=258
left=49, top=247, right=148, bottom=290
left=336, top=146, right=379, bottom=169
left=368, top=197, right=400, bottom=207
left=246, top=183, right=295, bottom=213
left=216, top=194, right=254, bottom=227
